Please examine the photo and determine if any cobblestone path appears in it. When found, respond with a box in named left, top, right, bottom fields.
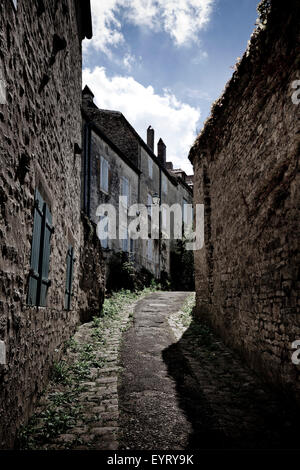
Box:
left=119, top=292, right=300, bottom=450
left=17, top=292, right=141, bottom=450
left=18, top=291, right=300, bottom=450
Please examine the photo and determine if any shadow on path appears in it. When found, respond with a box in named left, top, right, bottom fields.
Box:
left=162, top=310, right=300, bottom=450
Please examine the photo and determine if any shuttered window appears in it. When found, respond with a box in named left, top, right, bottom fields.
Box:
left=27, top=189, right=53, bottom=307
left=65, top=246, right=75, bottom=311
left=100, top=156, right=109, bottom=193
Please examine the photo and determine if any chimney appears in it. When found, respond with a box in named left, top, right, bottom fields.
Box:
left=166, top=162, right=173, bottom=170
left=147, top=125, right=154, bottom=152
left=82, top=85, right=94, bottom=104
left=157, top=138, right=166, bottom=167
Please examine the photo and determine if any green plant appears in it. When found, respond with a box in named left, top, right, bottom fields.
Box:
left=17, top=287, right=155, bottom=450
left=50, top=361, right=71, bottom=385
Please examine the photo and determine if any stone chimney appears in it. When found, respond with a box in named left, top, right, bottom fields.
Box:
left=157, top=138, right=166, bottom=167
left=166, top=162, right=173, bottom=170
left=82, top=85, right=94, bottom=104
left=147, top=125, right=154, bottom=152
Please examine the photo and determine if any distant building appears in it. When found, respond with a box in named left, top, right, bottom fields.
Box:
left=82, top=86, right=193, bottom=283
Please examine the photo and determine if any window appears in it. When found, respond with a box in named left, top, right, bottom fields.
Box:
left=65, top=246, right=75, bottom=310
left=162, top=174, right=167, bottom=194
left=147, top=239, right=153, bottom=261
left=100, top=156, right=109, bottom=193
left=148, top=157, right=153, bottom=179
left=130, top=238, right=134, bottom=253
left=120, top=176, right=130, bottom=208
left=27, top=189, right=53, bottom=307
left=147, top=193, right=152, bottom=217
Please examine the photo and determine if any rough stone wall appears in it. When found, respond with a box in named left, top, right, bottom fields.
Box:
left=0, top=0, right=103, bottom=448
left=79, top=214, right=105, bottom=323
left=189, top=0, right=300, bottom=401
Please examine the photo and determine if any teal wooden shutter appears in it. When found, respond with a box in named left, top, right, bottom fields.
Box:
left=39, top=204, right=53, bottom=307
left=27, top=189, right=53, bottom=306
left=65, top=246, right=74, bottom=310
left=27, top=190, right=43, bottom=306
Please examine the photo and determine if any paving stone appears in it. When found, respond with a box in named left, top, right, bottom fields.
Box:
left=91, top=427, right=118, bottom=436
left=96, top=376, right=118, bottom=384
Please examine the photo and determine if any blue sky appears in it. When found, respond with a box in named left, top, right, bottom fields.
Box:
left=83, top=0, right=259, bottom=174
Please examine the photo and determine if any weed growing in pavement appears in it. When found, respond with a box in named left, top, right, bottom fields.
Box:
left=17, top=287, right=158, bottom=449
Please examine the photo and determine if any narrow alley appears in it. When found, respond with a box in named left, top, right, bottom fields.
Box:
left=18, top=291, right=300, bottom=451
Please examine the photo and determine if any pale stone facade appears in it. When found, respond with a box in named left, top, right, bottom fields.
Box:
left=82, top=88, right=193, bottom=281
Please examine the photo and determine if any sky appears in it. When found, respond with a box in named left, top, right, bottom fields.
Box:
left=82, top=0, right=259, bottom=174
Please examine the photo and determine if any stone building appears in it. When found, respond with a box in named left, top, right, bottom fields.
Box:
left=189, top=0, right=300, bottom=402
left=82, top=86, right=193, bottom=283
left=0, top=0, right=104, bottom=448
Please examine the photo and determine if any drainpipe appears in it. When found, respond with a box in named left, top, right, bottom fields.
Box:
left=158, top=168, right=162, bottom=279
left=83, top=122, right=91, bottom=218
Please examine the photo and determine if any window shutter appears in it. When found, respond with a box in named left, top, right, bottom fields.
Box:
left=28, top=189, right=53, bottom=307
left=65, top=246, right=75, bottom=310
left=39, top=205, right=53, bottom=307
left=27, top=189, right=44, bottom=306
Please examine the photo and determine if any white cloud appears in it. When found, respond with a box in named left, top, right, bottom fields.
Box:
left=83, top=67, right=200, bottom=173
left=123, top=53, right=136, bottom=71
left=84, top=0, right=214, bottom=55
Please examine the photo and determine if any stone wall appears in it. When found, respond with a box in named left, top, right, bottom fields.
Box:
left=189, top=0, right=300, bottom=401
left=0, top=0, right=103, bottom=448
left=79, top=214, right=105, bottom=323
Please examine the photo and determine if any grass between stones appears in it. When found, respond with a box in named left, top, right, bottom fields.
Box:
left=168, top=293, right=219, bottom=354
left=17, top=287, right=157, bottom=450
